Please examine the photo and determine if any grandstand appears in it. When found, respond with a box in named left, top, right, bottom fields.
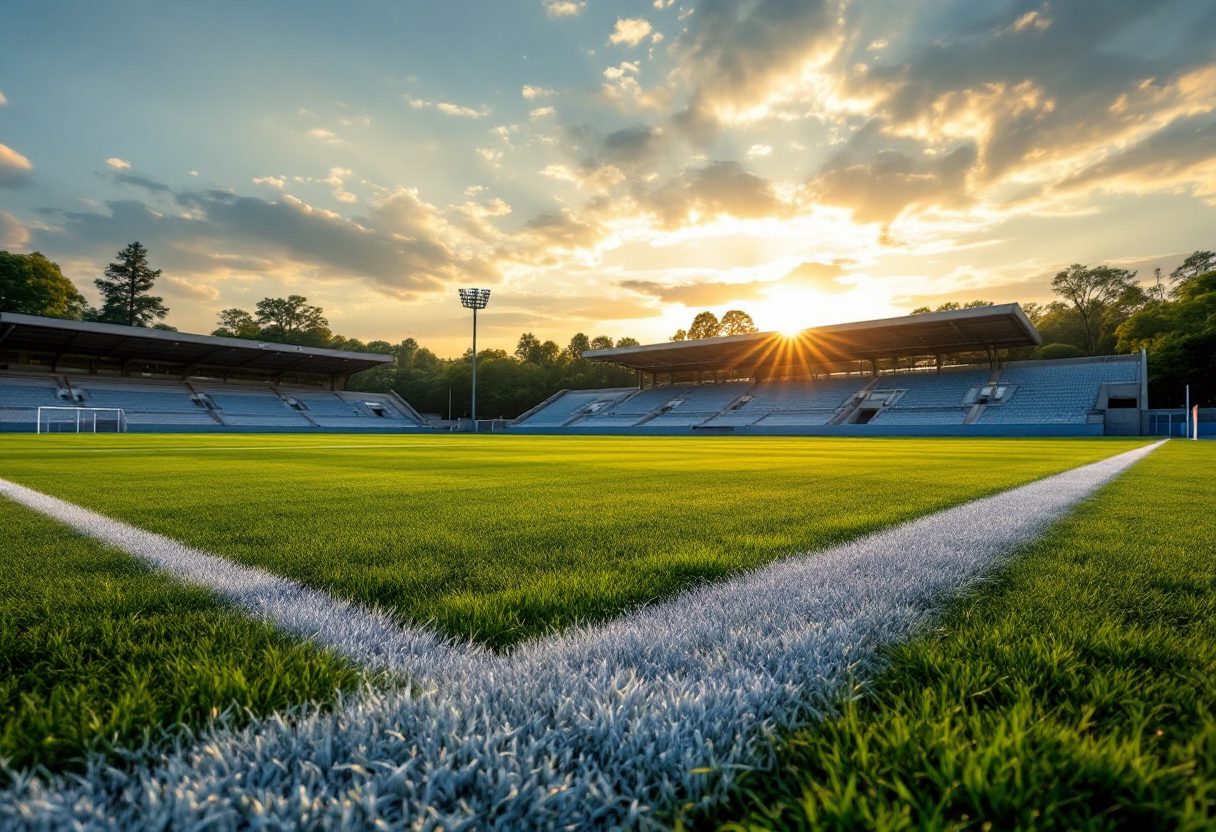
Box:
left=514, top=304, right=1151, bottom=437
left=0, top=313, right=422, bottom=432
left=2, top=305, right=1155, bottom=436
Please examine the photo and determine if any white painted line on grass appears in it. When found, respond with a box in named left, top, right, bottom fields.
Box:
left=0, top=477, right=480, bottom=677
left=0, top=441, right=1164, bottom=830
left=3, top=441, right=466, bottom=454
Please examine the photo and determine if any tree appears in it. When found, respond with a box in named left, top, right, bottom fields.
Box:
left=566, top=332, right=591, bottom=358
left=589, top=335, right=614, bottom=350
left=1050, top=264, right=1140, bottom=355
left=616, top=336, right=640, bottom=347
left=254, top=295, right=331, bottom=345
left=687, top=311, right=721, bottom=340
left=0, top=251, right=87, bottom=319
left=536, top=340, right=561, bottom=366
left=213, top=308, right=261, bottom=339
left=1169, top=250, right=1216, bottom=292
left=910, top=300, right=991, bottom=315
left=93, top=242, right=168, bottom=327
left=1118, top=264, right=1216, bottom=407
left=720, top=309, right=758, bottom=335
left=515, top=332, right=540, bottom=361
left=670, top=329, right=687, bottom=341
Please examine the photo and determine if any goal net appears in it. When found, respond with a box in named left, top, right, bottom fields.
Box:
left=37, top=407, right=128, bottom=434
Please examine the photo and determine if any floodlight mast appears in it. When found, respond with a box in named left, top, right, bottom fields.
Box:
left=458, top=288, right=491, bottom=432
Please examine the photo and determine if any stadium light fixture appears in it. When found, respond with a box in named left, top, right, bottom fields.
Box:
left=458, top=288, right=492, bottom=431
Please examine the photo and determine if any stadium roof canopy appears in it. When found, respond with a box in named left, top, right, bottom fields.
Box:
left=584, top=303, right=1041, bottom=375
left=0, top=312, right=393, bottom=378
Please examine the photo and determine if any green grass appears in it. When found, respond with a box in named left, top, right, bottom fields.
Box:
left=0, top=434, right=1146, bottom=650
left=708, top=440, right=1216, bottom=831
left=0, top=498, right=367, bottom=773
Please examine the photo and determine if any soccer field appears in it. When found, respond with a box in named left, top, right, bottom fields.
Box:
left=5, top=434, right=1213, bottom=831
left=0, top=434, right=1144, bottom=649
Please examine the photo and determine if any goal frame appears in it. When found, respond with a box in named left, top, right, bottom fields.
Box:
left=36, top=406, right=128, bottom=434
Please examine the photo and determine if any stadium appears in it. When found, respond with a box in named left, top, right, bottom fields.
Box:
left=2, top=295, right=1213, bottom=830
left=3, top=1, right=1216, bottom=828
left=4, top=302, right=1202, bottom=438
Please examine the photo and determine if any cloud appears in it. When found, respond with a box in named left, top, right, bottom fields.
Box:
left=522, top=85, right=555, bottom=100
left=253, top=176, right=287, bottom=189
left=672, top=0, right=843, bottom=118
left=812, top=2, right=1216, bottom=221
left=745, top=144, right=772, bottom=158
left=609, top=18, right=653, bottom=47
left=437, top=102, right=489, bottom=118
left=0, top=211, right=30, bottom=248
left=0, top=143, right=33, bottom=188
left=519, top=210, right=603, bottom=252
left=620, top=261, right=851, bottom=307
left=780, top=261, right=851, bottom=294
left=1055, top=113, right=1216, bottom=199
left=163, top=274, right=221, bottom=301
left=106, top=158, right=131, bottom=170
left=530, top=106, right=556, bottom=118
left=320, top=167, right=356, bottom=203
left=810, top=139, right=978, bottom=225
left=0, top=91, right=7, bottom=106
left=641, top=161, right=789, bottom=230
left=307, top=128, right=342, bottom=144
left=543, top=0, right=584, bottom=18
left=35, top=185, right=500, bottom=299
left=601, top=125, right=663, bottom=166
left=114, top=172, right=172, bottom=193
left=620, top=277, right=771, bottom=306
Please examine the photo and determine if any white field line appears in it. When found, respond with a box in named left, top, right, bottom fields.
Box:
left=0, top=441, right=1163, bottom=830
left=0, top=477, right=480, bottom=678
left=1, top=441, right=465, bottom=454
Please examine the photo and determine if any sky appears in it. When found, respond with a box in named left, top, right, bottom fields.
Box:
left=2, top=0, right=1215, bottom=355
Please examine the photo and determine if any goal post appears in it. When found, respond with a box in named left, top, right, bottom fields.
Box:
left=36, top=407, right=128, bottom=434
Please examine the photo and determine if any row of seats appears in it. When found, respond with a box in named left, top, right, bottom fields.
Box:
left=0, top=374, right=420, bottom=430
left=516, top=359, right=1142, bottom=429
left=979, top=362, right=1138, bottom=424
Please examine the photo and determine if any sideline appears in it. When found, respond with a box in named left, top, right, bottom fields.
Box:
left=0, top=441, right=1165, bottom=830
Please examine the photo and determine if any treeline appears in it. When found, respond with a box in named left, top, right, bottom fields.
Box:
left=4, top=244, right=1211, bottom=409
left=0, top=242, right=175, bottom=329
left=342, top=334, right=640, bottom=419
left=913, top=252, right=1215, bottom=406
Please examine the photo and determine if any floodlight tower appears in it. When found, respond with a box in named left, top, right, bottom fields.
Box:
left=458, top=288, right=491, bottom=431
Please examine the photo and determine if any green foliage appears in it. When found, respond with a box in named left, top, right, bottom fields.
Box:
left=1037, top=342, right=1085, bottom=360
left=709, top=441, right=1215, bottom=832
left=1170, top=251, right=1216, bottom=293
left=255, top=295, right=332, bottom=346
left=344, top=333, right=640, bottom=418
left=566, top=332, right=591, bottom=358
left=721, top=310, right=759, bottom=335
left=0, top=435, right=1143, bottom=653
left=0, top=498, right=364, bottom=772
left=689, top=311, right=722, bottom=339
left=1117, top=267, right=1216, bottom=407
left=0, top=251, right=87, bottom=319
left=910, top=301, right=994, bottom=315
left=92, top=242, right=169, bottom=327
left=1050, top=264, right=1145, bottom=355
